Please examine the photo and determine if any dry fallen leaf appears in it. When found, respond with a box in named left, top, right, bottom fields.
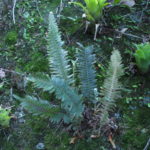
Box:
left=116, top=28, right=128, bottom=38
left=70, top=135, right=84, bottom=144
left=120, top=28, right=128, bottom=34
left=121, top=0, right=135, bottom=7
left=108, top=134, right=116, bottom=149
left=90, top=134, right=100, bottom=139
left=70, top=137, right=78, bottom=144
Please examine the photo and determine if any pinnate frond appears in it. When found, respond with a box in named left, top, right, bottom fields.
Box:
left=25, top=75, right=84, bottom=118
left=27, top=73, right=53, bottom=92
left=100, top=50, right=124, bottom=128
left=14, top=95, right=60, bottom=117
left=77, top=46, right=97, bottom=100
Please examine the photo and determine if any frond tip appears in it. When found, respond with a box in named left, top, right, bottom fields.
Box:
left=47, top=12, right=73, bottom=84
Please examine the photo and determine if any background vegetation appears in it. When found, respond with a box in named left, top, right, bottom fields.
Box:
left=0, top=0, right=150, bottom=149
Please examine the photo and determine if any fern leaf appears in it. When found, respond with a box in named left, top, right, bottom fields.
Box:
left=100, top=50, right=124, bottom=128
left=77, top=46, right=97, bottom=100
left=51, top=77, right=84, bottom=118
left=26, top=75, right=84, bottom=118
left=47, top=12, right=72, bottom=84
left=14, top=95, right=60, bottom=117
left=51, top=113, right=71, bottom=123
left=27, top=73, right=53, bottom=92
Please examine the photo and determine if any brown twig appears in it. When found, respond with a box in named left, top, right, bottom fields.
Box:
left=143, top=138, right=150, bottom=150
left=1, top=68, right=25, bottom=76
left=12, top=0, right=17, bottom=24
left=34, top=0, right=42, bottom=18
left=138, top=0, right=149, bottom=25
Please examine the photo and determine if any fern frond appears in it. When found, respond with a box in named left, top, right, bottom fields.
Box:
left=77, top=46, right=97, bottom=100
left=51, top=113, right=71, bottom=123
left=51, top=77, right=84, bottom=118
left=26, top=75, right=84, bottom=118
left=14, top=95, right=60, bottom=117
left=100, top=50, right=124, bottom=128
left=27, top=73, right=53, bottom=92
left=27, top=75, right=84, bottom=118
left=47, top=12, right=73, bottom=84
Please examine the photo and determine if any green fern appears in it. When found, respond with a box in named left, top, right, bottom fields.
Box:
left=77, top=46, right=97, bottom=100
left=13, top=12, right=124, bottom=130
left=27, top=75, right=84, bottom=118
left=100, top=50, right=124, bottom=129
left=14, top=95, right=60, bottom=117
left=50, top=112, right=71, bottom=123
left=14, top=12, right=84, bottom=122
left=47, top=12, right=73, bottom=84
left=27, top=73, right=53, bottom=92
left=51, top=77, right=84, bottom=118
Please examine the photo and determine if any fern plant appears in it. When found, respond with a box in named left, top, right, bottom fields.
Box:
left=14, top=12, right=124, bottom=132
left=15, top=12, right=84, bottom=123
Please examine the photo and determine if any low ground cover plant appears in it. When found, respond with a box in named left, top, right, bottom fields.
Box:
left=1, top=0, right=150, bottom=149
left=0, top=106, right=11, bottom=128
left=69, top=0, right=109, bottom=22
left=134, top=42, right=150, bottom=73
